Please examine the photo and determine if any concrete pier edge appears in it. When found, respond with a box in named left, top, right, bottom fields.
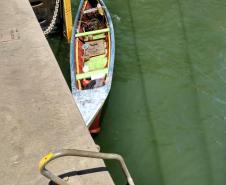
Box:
left=0, top=0, right=114, bottom=184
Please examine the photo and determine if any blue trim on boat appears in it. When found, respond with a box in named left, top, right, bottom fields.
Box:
left=100, top=0, right=115, bottom=91
left=69, top=0, right=84, bottom=96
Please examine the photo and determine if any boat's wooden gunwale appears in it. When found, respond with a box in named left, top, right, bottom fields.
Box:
left=76, top=0, right=88, bottom=90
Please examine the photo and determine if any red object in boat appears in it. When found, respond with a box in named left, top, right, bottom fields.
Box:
left=82, top=79, right=91, bottom=87
left=89, top=111, right=101, bottom=134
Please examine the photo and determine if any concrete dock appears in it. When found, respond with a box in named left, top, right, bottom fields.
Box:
left=0, top=0, right=114, bottom=184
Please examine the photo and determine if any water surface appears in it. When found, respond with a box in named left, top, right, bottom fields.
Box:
left=49, top=0, right=226, bottom=185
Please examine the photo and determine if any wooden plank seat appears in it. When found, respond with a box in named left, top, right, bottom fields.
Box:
left=92, top=33, right=106, bottom=40
left=84, top=54, right=107, bottom=71
left=75, top=28, right=110, bottom=37
left=84, top=33, right=106, bottom=42
left=76, top=68, right=108, bottom=80
left=76, top=55, right=108, bottom=80
left=83, top=5, right=104, bottom=14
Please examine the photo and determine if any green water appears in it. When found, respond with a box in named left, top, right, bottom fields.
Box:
left=49, top=0, right=226, bottom=185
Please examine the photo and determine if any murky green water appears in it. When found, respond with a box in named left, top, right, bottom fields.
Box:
left=49, top=0, right=226, bottom=184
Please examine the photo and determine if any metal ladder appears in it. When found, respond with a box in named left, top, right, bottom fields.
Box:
left=39, top=149, right=135, bottom=185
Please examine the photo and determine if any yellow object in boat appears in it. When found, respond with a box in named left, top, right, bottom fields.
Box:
left=97, top=3, right=104, bottom=16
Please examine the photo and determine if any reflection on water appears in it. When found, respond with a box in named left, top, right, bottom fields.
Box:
left=49, top=0, right=226, bottom=185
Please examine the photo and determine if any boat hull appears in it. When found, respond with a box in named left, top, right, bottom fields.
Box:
left=89, top=110, right=101, bottom=134
left=70, top=0, right=115, bottom=131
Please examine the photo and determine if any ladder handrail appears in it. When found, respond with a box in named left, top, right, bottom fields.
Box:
left=39, top=149, right=135, bottom=185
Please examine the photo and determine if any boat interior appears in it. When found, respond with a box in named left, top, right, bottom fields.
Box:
left=75, top=0, right=110, bottom=90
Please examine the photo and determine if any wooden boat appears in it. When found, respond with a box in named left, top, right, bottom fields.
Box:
left=70, top=0, right=115, bottom=133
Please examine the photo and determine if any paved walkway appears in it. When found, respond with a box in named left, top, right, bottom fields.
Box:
left=0, top=0, right=114, bottom=184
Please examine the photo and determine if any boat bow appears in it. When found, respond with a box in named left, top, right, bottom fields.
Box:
left=73, top=85, right=109, bottom=126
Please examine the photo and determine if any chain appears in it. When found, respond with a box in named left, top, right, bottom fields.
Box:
left=43, top=0, right=60, bottom=36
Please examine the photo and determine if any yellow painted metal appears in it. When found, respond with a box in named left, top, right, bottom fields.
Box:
left=39, top=153, right=53, bottom=171
left=63, top=0, right=72, bottom=43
